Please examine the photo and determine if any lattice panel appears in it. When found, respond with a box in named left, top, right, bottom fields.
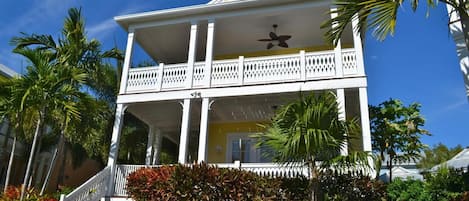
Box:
left=243, top=55, right=301, bottom=84
left=192, top=62, right=206, bottom=87
left=342, top=50, right=358, bottom=75
left=305, top=52, right=336, bottom=78
left=161, top=64, right=187, bottom=89
left=211, top=60, right=239, bottom=86
left=126, top=67, right=160, bottom=92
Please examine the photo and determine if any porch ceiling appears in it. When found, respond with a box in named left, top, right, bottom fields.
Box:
left=133, top=4, right=353, bottom=64
left=126, top=92, right=301, bottom=134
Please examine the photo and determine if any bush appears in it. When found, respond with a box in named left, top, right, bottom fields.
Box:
left=387, top=178, right=430, bottom=201
left=278, top=177, right=311, bottom=200
left=0, top=186, right=58, bottom=201
left=126, top=166, right=175, bottom=200
left=126, top=163, right=288, bottom=201
left=318, top=171, right=386, bottom=201
left=425, top=167, right=469, bottom=201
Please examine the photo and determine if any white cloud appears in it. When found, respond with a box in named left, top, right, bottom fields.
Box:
left=86, top=19, right=118, bottom=40
left=0, top=0, right=75, bottom=37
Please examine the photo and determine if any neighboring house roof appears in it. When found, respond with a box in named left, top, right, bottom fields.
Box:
left=207, top=0, right=244, bottom=4
left=380, top=154, right=420, bottom=169
left=0, top=64, right=19, bottom=78
left=379, top=166, right=424, bottom=183
left=431, top=148, right=469, bottom=172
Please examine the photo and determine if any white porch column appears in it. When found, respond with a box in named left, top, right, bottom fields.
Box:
left=152, top=129, right=162, bottom=165
left=119, top=30, right=135, bottom=94
left=106, top=104, right=126, bottom=196
left=178, top=99, right=192, bottom=164
left=336, top=89, right=348, bottom=155
left=198, top=98, right=211, bottom=163
left=145, top=127, right=155, bottom=165
left=186, top=22, right=198, bottom=88
left=330, top=7, right=343, bottom=77
left=351, top=14, right=366, bottom=75
left=359, top=88, right=372, bottom=152
left=204, top=19, right=215, bottom=86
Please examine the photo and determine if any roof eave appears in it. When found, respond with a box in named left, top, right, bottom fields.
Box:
left=114, top=0, right=300, bottom=31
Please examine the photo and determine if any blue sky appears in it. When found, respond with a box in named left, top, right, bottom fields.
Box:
left=0, top=1, right=467, bottom=148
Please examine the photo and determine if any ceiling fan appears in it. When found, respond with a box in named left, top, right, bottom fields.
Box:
left=258, top=24, right=291, bottom=49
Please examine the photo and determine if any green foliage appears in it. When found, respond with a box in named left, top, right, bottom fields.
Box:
left=387, top=178, right=430, bottom=201
left=319, top=171, right=386, bottom=201
left=386, top=167, right=469, bottom=201
left=278, top=177, right=311, bottom=201
left=369, top=98, right=429, bottom=181
left=425, top=167, right=469, bottom=201
left=417, top=143, right=464, bottom=171
left=322, top=0, right=440, bottom=46
left=126, top=163, right=315, bottom=201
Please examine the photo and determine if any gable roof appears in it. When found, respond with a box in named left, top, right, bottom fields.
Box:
left=0, top=64, right=19, bottom=78
left=379, top=166, right=423, bottom=183
left=431, top=148, right=469, bottom=172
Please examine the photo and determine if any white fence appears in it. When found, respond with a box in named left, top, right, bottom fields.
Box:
left=125, top=49, right=360, bottom=93
left=60, top=166, right=110, bottom=201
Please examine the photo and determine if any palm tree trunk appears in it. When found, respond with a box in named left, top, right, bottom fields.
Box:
left=0, top=120, right=11, bottom=165
left=57, top=140, right=68, bottom=190
left=40, top=130, right=64, bottom=195
left=309, top=159, right=320, bottom=201
left=20, top=112, right=43, bottom=201
left=3, top=136, right=16, bottom=193
left=27, top=123, right=47, bottom=189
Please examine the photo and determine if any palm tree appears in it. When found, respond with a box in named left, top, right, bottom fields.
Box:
left=11, top=7, right=120, bottom=100
left=10, top=7, right=122, bottom=192
left=322, top=0, right=468, bottom=45
left=255, top=91, right=371, bottom=200
left=321, top=0, right=469, bottom=99
left=9, top=48, right=86, bottom=200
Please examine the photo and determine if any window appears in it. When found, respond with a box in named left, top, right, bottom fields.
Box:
left=226, top=133, right=273, bottom=163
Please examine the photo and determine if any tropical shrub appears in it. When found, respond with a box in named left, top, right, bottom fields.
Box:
left=126, top=166, right=175, bottom=200
left=425, top=167, right=469, bottom=201
left=318, top=171, right=386, bottom=201
left=126, top=163, right=287, bottom=201
left=0, top=186, right=58, bottom=201
left=278, top=177, right=311, bottom=200
left=387, top=178, right=430, bottom=201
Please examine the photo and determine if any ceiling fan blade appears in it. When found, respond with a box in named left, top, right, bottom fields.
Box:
left=258, top=39, right=273, bottom=42
left=278, top=42, right=288, bottom=48
left=269, top=32, right=278, bottom=40
left=267, top=43, right=274, bottom=49
left=278, top=35, right=291, bottom=41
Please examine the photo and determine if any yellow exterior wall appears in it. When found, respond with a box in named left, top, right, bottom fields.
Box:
left=207, top=121, right=265, bottom=163
left=214, top=44, right=353, bottom=60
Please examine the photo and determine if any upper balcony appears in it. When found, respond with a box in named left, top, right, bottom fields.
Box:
left=124, top=48, right=362, bottom=94
left=115, top=0, right=365, bottom=97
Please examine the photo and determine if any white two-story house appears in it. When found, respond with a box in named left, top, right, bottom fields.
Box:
left=61, top=0, right=373, bottom=200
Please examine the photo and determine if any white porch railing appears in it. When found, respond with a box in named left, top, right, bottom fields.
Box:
left=125, top=48, right=360, bottom=94
left=217, top=162, right=309, bottom=178
left=60, top=166, right=110, bottom=201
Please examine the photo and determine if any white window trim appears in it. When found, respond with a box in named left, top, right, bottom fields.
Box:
left=225, top=133, right=260, bottom=163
